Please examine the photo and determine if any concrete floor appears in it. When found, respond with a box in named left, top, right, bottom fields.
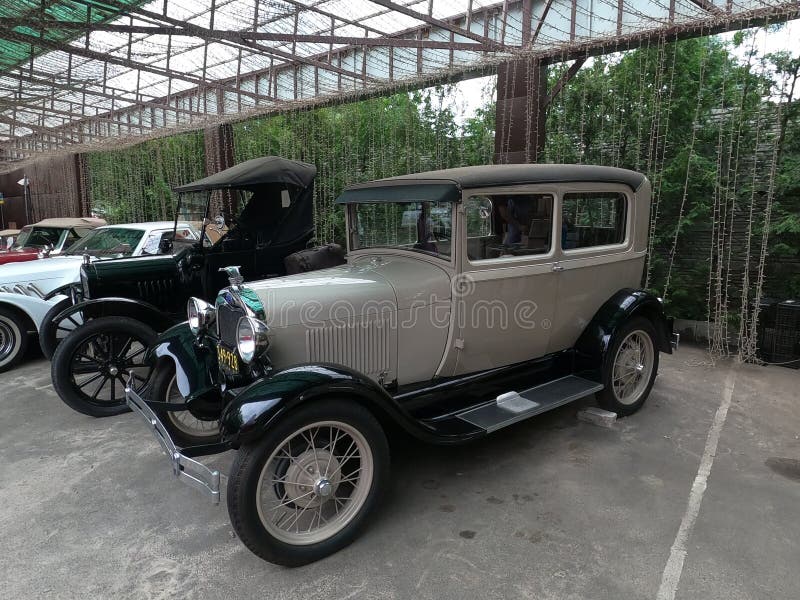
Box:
left=1, top=344, right=799, bottom=600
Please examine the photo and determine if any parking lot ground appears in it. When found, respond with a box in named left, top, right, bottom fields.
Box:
left=1, top=343, right=799, bottom=600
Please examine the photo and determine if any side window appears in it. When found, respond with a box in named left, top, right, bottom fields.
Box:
left=561, top=192, right=627, bottom=250
left=466, top=194, right=554, bottom=261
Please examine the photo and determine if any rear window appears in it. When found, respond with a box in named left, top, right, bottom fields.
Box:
left=561, top=192, right=627, bottom=250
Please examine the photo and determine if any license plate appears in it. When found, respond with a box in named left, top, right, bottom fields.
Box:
left=217, top=345, right=239, bottom=373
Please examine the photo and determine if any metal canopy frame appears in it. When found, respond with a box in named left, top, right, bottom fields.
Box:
left=0, top=0, right=797, bottom=163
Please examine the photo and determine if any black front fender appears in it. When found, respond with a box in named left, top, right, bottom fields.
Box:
left=220, top=364, right=440, bottom=447
left=148, top=322, right=220, bottom=407
left=574, top=288, right=673, bottom=379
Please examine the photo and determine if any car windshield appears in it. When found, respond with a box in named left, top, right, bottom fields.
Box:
left=176, top=192, right=225, bottom=247
left=12, top=226, right=64, bottom=249
left=64, top=228, right=144, bottom=257
left=350, top=201, right=452, bottom=259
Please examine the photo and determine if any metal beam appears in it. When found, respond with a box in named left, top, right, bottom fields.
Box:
left=2, top=27, right=281, bottom=105
left=83, top=0, right=376, bottom=84
left=0, top=19, right=492, bottom=50
left=367, top=0, right=505, bottom=50
left=544, top=54, right=586, bottom=105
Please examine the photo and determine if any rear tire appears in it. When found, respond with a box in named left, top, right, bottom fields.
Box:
left=227, top=399, right=390, bottom=566
left=597, top=316, right=659, bottom=416
left=52, top=316, right=156, bottom=417
left=0, top=307, right=29, bottom=373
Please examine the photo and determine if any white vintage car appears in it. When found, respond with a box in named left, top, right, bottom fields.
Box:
left=0, top=221, right=198, bottom=372
left=127, top=164, right=678, bottom=566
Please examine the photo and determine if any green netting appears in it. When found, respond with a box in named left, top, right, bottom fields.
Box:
left=85, top=130, right=206, bottom=223
left=0, top=0, right=147, bottom=73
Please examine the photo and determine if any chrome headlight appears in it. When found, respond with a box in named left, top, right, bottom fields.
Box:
left=187, top=297, right=215, bottom=335
left=236, top=316, right=269, bottom=364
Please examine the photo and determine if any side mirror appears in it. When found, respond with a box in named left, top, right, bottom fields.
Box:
left=158, top=237, right=173, bottom=254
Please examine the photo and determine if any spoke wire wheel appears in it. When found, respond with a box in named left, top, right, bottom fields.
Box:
left=69, top=331, right=150, bottom=408
left=163, top=375, right=220, bottom=441
left=255, top=421, right=374, bottom=546
left=611, top=329, right=655, bottom=406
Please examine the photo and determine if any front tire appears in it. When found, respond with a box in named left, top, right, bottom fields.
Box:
left=51, top=316, right=156, bottom=417
left=227, top=399, right=390, bottom=567
left=597, top=316, right=659, bottom=416
left=150, top=362, right=221, bottom=447
left=0, top=307, right=30, bottom=373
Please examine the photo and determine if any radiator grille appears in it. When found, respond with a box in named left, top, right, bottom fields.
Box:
left=217, top=303, right=244, bottom=347
left=305, top=321, right=391, bottom=376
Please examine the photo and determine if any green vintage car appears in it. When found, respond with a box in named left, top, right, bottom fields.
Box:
left=49, top=157, right=341, bottom=420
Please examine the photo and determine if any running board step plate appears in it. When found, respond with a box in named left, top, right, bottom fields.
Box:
left=456, top=375, right=604, bottom=433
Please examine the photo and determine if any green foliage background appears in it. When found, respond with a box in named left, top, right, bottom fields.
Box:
left=84, top=31, right=799, bottom=323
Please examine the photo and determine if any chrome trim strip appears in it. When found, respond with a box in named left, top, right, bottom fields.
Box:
left=125, top=384, right=221, bottom=504
left=26, top=283, right=45, bottom=298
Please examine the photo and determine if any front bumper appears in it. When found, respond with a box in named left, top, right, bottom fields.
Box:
left=126, top=384, right=222, bottom=504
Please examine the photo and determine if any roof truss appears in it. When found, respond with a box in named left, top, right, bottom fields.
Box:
left=0, top=0, right=798, bottom=162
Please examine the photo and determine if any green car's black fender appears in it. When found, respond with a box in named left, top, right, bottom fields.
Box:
left=219, top=364, right=443, bottom=447
left=55, top=297, right=176, bottom=332
left=147, top=321, right=220, bottom=406
left=574, top=287, right=673, bottom=380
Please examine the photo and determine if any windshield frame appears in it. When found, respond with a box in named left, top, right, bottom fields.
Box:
left=175, top=191, right=213, bottom=251
left=347, top=200, right=455, bottom=264
left=63, top=227, right=145, bottom=258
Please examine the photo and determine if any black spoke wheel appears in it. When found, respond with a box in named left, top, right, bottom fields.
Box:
left=39, top=298, right=85, bottom=360
left=0, top=307, right=29, bottom=373
left=51, top=316, right=157, bottom=417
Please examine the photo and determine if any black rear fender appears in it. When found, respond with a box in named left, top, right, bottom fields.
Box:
left=574, top=288, right=673, bottom=380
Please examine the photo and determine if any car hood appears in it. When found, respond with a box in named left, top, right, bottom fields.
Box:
left=246, top=254, right=452, bottom=328
left=0, top=255, right=83, bottom=293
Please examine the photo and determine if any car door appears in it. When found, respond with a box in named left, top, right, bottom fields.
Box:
left=447, top=189, right=560, bottom=376
left=547, top=184, right=643, bottom=353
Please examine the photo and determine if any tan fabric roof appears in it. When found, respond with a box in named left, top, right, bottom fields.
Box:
left=0, top=229, right=20, bottom=236
left=31, top=217, right=107, bottom=229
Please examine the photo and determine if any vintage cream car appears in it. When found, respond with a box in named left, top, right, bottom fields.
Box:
left=127, top=164, right=677, bottom=566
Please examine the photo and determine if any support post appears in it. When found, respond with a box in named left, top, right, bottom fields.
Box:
left=203, top=123, right=236, bottom=221
left=494, top=58, right=548, bottom=164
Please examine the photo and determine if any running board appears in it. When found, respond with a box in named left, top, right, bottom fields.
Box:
left=456, top=375, right=604, bottom=433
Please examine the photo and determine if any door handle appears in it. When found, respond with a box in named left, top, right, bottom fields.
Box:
left=552, top=263, right=564, bottom=272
